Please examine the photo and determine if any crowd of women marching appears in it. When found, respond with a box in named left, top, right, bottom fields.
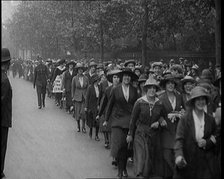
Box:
left=9, top=56, right=221, bottom=179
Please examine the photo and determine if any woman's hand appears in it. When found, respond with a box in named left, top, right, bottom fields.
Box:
left=197, top=139, right=206, bottom=148
left=151, top=121, right=159, bottom=129
left=126, top=135, right=133, bottom=143
left=175, top=156, right=187, bottom=169
left=103, top=121, right=107, bottom=126
left=160, top=119, right=167, bottom=127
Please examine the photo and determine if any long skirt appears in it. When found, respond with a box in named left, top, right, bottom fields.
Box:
left=73, top=100, right=85, bottom=121
left=133, top=130, right=163, bottom=178
left=110, top=127, right=129, bottom=158
left=86, top=110, right=99, bottom=128
left=65, top=91, right=72, bottom=110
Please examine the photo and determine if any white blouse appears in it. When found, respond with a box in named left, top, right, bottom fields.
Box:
left=168, top=96, right=176, bottom=111
left=192, top=110, right=205, bottom=142
left=122, top=85, right=129, bottom=102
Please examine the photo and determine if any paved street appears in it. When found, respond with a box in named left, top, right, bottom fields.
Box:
left=4, top=74, right=134, bottom=179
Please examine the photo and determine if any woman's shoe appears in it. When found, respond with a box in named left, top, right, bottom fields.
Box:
left=123, top=169, right=128, bottom=177
left=82, top=128, right=86, bottom=133
left=95, top=136, right=100, bottom=141
left=117, top=170, right=122, bottom=179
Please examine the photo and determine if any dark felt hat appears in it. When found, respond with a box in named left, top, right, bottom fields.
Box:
left=1, top=48, right=11, bottom=63
left=159, top=73, right=178, bottom=88
left=120, top=67, right=139, bottom=81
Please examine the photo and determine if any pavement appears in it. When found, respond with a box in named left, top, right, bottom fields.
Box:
left=4, top=74, right=134, bottom=179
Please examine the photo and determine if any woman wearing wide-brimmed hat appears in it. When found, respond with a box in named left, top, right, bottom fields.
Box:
left=127, top=76, right=164, bottom=179
left=85, top=74, right=101, bottom=141
left=86, top=61, right=98, bottom=84
left=158, top=73, right=185, bottom=179
left=174, top=86, right=220, bottom=179
left=137, top=74, right=147, bottom=97
left=104, top=67, right=138, bottom=178
left=97, top=69, right=121, bottom=149
left=71, top=63, right=89, bottom=132
left=181, top=75, right=196, bottom=109
left=61, top=60, right=77, bottom=113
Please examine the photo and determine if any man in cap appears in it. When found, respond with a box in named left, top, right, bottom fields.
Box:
left=33, top=56, right=49, bottom=109
left=124, top=59, right=136, bottom=72
left=1, top=48, right=13, bottom=178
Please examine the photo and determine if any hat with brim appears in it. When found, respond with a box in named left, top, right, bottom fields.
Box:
left=120, top=67, right=139, bottom=81
left=152, top=62, right=163, bottom=69
left=170, top=64, right=183, bottom=74
left=106, top=69, right=122, bottom=83
left=124, top=59, right=136, bottom=67
left=200, top=69, right=213, bottom=81
left=138, top=74, right=147, bottom=83
left=66, top=60, right=76, bottom=67
left=181, top=75, right=196, bottom=87
left=97, top=63, right=104, bottom=70
left=2, top=48, right=11, bottom=63
left=159, top=74, right=178, bottom=89
left=186, top=86, right=210, bottom=106
left=89, top=61, right=97, bottom=67
left=57, top=59, right=66, bottom=65
left=143, top=76, right=160, bottom=91
left=75, top=63, right=85, bottom=70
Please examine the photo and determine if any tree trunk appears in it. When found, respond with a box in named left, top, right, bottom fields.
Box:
left=215, top=0, right=221, bottom=65
left=99, top=3, right=104, bottom=63
left=142, top=0, right=148, bottom=66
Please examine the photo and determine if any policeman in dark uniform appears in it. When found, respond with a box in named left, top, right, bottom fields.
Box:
left=33, top=56, right=49, bottom=109
left=1, top=48, right=13, bottom=179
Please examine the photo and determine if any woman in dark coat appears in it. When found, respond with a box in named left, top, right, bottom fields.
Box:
left=85, top=74, right=101, bottom=141
left=104, top=68, right=138, bottom=178
left=127, top=76, right=165, bottom=178
left=158, top=74, right=185, bottom=179
left=174, top=86, right=220, bottom=179
left=180, top=75, right=196, bottom=109
left=97, top=69, right=121, bottom=148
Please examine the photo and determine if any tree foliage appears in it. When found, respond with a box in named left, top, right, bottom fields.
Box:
left=5, top=0, right=216, bottom=60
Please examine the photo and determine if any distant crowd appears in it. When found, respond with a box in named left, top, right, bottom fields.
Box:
left=9, top=56, right=221, bottom=179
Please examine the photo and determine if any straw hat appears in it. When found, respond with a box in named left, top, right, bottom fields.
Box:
left=152, top=62, right=163, bottom=69
left=89, top=61, right=97, bottom=67
left=106, top=69, right=122, bottom=83
left=143, top=76, right=160, bottom=91
left=75, top=63, right=85, bottom=70
left=192, top=64, right=199, bottom=70
left=124, top=59, right=136, bottom=67
left=186, top=86, right=210, bottom=106
left=181, top=75, right=196, bottom=84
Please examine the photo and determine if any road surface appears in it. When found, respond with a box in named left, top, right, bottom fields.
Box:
left=4, top=75, right=134, bottom=179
